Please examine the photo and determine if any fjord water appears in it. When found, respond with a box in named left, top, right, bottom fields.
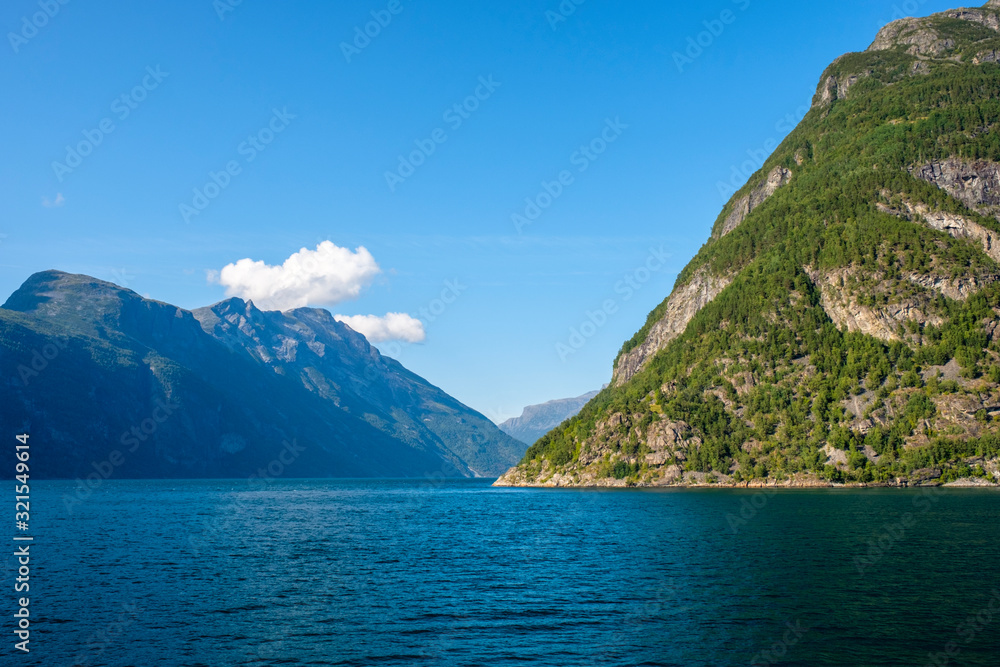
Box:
left=17, top=481, right=1000, bottom=666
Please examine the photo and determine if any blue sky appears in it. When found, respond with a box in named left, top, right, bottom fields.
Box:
left=0, top=0, right=961, bottom=422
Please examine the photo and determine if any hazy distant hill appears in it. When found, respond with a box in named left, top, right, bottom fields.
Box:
left=499, top=390, right=600, bottom=445
left=0, top=271, right=525, bottom=479
left=498, top=1, right=1000, bottom=488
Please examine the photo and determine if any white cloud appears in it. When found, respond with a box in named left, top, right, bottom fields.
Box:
left=42, top=193, right=65, bottom=208
left=335, top=312, right=426, bottom=344
left=214, top=241, right=381, bottom=311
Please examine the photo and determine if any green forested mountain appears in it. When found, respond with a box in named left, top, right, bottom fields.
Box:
left=497, top=2, right=1000, bottom=488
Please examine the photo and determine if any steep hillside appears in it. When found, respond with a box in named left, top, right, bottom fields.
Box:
left=0, top=271, right=523, bottom=479
left=498, top=2, right=1000, bottom=488
left=499, top=390, right=600, bottom=445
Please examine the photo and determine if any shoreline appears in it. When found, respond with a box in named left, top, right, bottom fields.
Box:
left=492, top=477, right=1000, bottom=490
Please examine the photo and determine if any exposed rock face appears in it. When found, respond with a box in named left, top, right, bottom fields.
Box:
left=941, top=8, right=1000, bottom=31
left=822, top=444, right=849, bottom=468
left=878, top=198, right=1000, bottom=263
left=866, top=8, right=1000, bottom=60
left=974, top=48, right=1000, bottom=63
left=815, top=69, right=871, bottom=108
left=906, top=272, right=992, bottom=301
left=913, top=160, right=1000, bottom=217
left=816, top=6, right=1000, bottom=108
left=493, top=414, right=704, bottom=487
left=613, top=267, right=733, bottom=386
left=807, top=244, right=992, bottom=340
left=806, top=267, right=945, bottom=342
left=716, top=166, right=793, bottom=239
left=868, top=19, right=956, bottom=57
left=643, top=419, right=700, bottom=466
left=816, top=290, right=939, bottom=341
left=609, top=165, right=792, bottom=385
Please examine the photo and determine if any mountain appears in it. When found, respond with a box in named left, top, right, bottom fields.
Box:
left=497, top=2, right=1000, bottom=488
left=0, top=271, right=525, bottom=479
left=498, top=390, right=601, bottom=445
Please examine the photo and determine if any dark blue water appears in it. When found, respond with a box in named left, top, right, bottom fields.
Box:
left=7, top=480, right=1000, bottom=666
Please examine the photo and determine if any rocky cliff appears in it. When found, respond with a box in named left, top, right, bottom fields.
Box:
left=613, top=166, right=794, bottom=387
left=613, top=267, right=734, bottom=386
left=498, top=2, right=1000, bottom=488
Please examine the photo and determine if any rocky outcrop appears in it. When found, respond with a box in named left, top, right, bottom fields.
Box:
left=493, top=415, right=705, bottom=487
left=716, top=166, right=793, bottom=239
left=805, top=258, right=993, bottom=342
left=613, top=267, right=733, bottom=386
left=817, top=294, right=939, bottom=342
left=815, top=69, right=871, bottom=108
left=906, top=272, right=993, bottom=301
left=867, top=7, right=1000, bottom=58
left=822, top=444, right=849, bottom=468
left=492, top=460, right=558, bottom=487
left=941, top=8, right=1000, bottom=31
left=878, top=198, right=1000, bottom=263
left=868, top=19, right=956, bottom=57
left=643, top=419, right=700, bottom=466
left=912, top=159, right=1000, bottom=218
left=815, top=5, right=1000, bottom=108
left=806, top=267, right=945, bottom=342
left=973, top=48, right=1000, bottom=63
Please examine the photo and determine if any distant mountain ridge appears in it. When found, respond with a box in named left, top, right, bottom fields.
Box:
left=498, top=390, right=601, bottom=445
left=0, top=270, right=524, bottom=479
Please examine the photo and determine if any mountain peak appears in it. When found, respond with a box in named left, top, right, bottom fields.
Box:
left=0, top=270, right=527, bottom=479
left=0, top=270, right=186, bottom=342
left=868, top=4, right=1000, bottom=56
left=203, top=296, right=261, bottom=318
left=3, top=270, right=123, bottom=312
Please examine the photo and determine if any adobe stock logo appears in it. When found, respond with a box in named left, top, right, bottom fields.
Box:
left=214, top=0, right=244, bottom=21
left=876, top=0, right=931, bottom=29
left=512, top=117, right=628, bottom=234
left=385, top=76, right=501, bottom=192
left=179, top=107, right=296, bottom=223
left=672, top=0, right=751, bottom=73
left=341, top=0, right=406, bottom=64
left=16, top=338, right=68, bottom=386
left=7, top=0, right=71, bottom=54
left=51, top=66, right=169, bottom=183
left=545, top=0, right=587, bottom=30
left=716, top=103, right=810, bottom=201
left=556, top=245, right=669, bottom=362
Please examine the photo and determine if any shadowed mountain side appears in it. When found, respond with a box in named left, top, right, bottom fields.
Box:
left=0, top=270, right=525, bottom=479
